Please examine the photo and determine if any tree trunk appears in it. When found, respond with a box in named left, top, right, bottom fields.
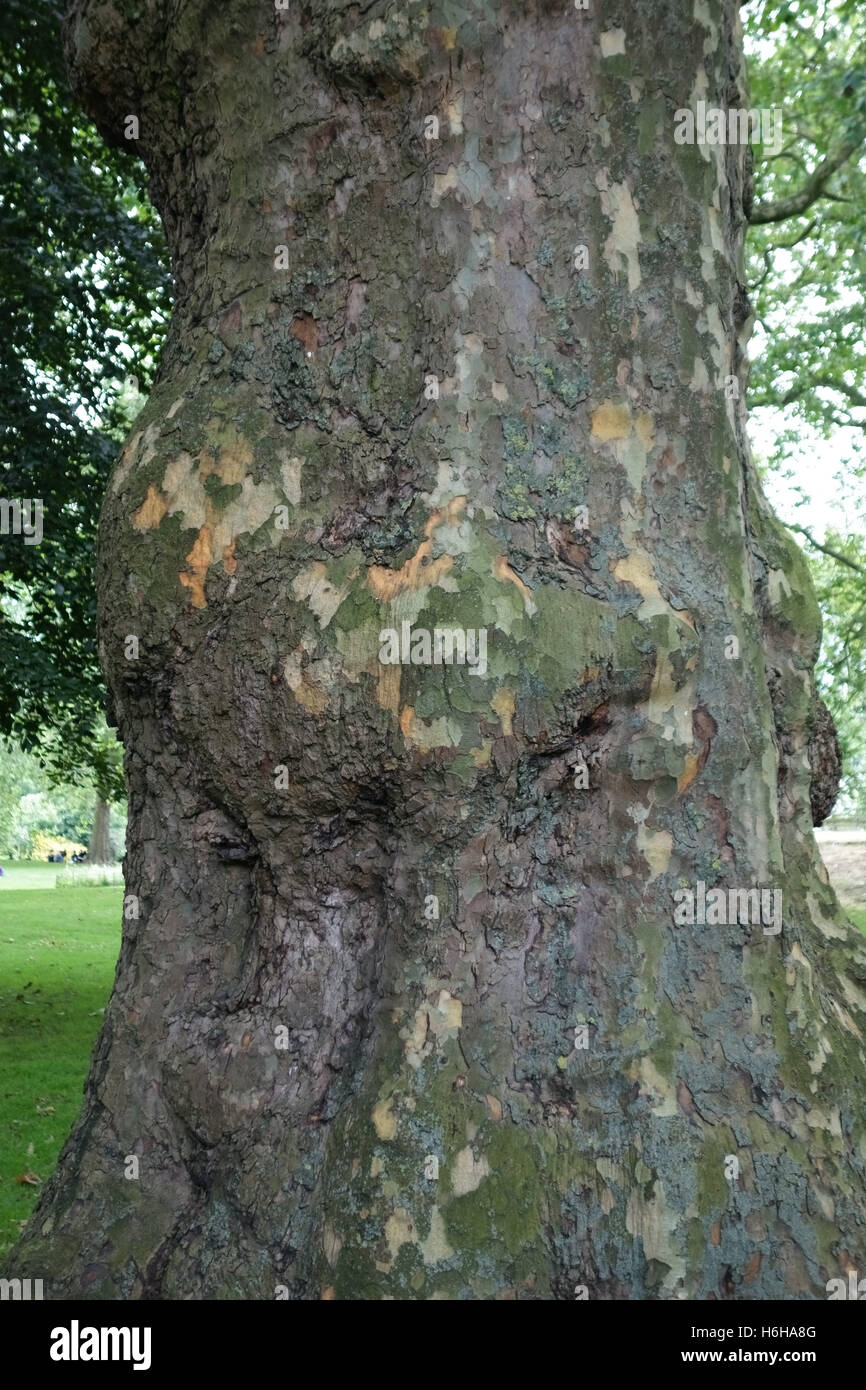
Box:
left=11, top=0, right=866, bottom=1299
left=87, top=795, right=111, bottom=864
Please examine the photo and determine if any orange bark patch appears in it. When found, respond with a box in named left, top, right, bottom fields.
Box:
left=131, top=484, right=169, bottom=531
left=679, top=705, right=718, bottom=793
left=591, top=400, right=631, bottom=441
left=222, top=539, right=237, bottom=576
left=179, top=524, right=213, bottom=609
left=492, top=554, right=535, bottom=609
left=369, top=541, right=453, bottom=601
left=399, top=706, right=415, bottom=738
left=677, top=752, right=701, bottom=794
left=368, top=498, right=466, bottom=601
left=377, top=663, right=402, bottom=716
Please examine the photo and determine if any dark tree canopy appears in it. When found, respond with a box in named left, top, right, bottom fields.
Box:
left=0, top=0, right=168, bottom=793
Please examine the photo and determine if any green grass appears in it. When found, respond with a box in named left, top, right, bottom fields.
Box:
left=847, top=906, right=866, bottom=935
left=0, top=860, right=62, bottom=892
left=0, top=883, right=121, bottom=1256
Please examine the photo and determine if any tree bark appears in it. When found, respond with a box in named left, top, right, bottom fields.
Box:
left=10, top=0, right=866, bottom=1299
left=87, top=795, right=111, bottom=864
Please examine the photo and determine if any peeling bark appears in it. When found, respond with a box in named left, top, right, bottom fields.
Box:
left=10, top=0, right=866, bottom=1299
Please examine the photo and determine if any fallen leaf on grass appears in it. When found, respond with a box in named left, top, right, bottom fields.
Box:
left=14, top=1171, right=41, bottom=1186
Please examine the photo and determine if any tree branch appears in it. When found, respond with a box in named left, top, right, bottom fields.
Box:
left=788, top=523, right=866, bottom=574
left=813, top=375, right=866, bottom=410
left=752, top=375, right=866, bottom=416
left=749, top=135, right=864, bottom=224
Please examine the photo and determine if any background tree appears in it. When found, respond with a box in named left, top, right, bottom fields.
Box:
left=747, top=0, right=866, bottom=442
left=10, top=0, right=866, bottom=1300
left=0, top=0, right=168, bottom=792
left=745, top=0, right=866, bottom=809
left=807, top=533, right=866, bottom=812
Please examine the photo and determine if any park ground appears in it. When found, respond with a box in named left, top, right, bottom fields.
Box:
left=1, top=839, right=865, bottom=1258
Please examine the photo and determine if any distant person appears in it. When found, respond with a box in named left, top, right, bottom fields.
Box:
left=0, top=865, right=5, bottom=876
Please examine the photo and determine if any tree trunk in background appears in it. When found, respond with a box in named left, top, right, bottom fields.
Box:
left=11, top=0, right=866, bottom=1299
left=87, top=795, right=111, bottom=864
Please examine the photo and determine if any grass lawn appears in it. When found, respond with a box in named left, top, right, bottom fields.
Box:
left=0, top=879, right=121, bottom=1257
left=847, top=906, right=866, bottom=935
left=0, top=860, right=63, bottom=892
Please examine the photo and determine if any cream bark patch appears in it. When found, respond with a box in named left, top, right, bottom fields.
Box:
left=636, top=824, right=673, bottom=881
left=292, top=562, right=354, bottom=627
left=491, top=686, right=515, bottom=737
left=596, top=172, right=641, bottom=291
left=114, top=421, right=161, bottom=494
left=283, top=645, right=333, bottom=715
left=372, top=1097, right=397, bottom=1141
left=450, top=1146, right=490, bottom=1196
left=600, top=28, right=626, bottom=56
left=646, top=651, right=695, bottom=744
left=421, top=1209, right=454, bottom=1265
left=127, top=437, right=283, bottom=606
left=279, top=453, right=303, bottom=507
left=625, top=1179, right=684, bottom=1294
left=383, top=1209, right=414, bottom=1265
left=614, top=551, right=696, bottom=630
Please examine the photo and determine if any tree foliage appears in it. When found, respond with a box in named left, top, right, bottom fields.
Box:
left=746, top=0, right=866, bottom=445
left=745, top=0, right=866, bottom=811
left=0, top=0, right=168, bottom=796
